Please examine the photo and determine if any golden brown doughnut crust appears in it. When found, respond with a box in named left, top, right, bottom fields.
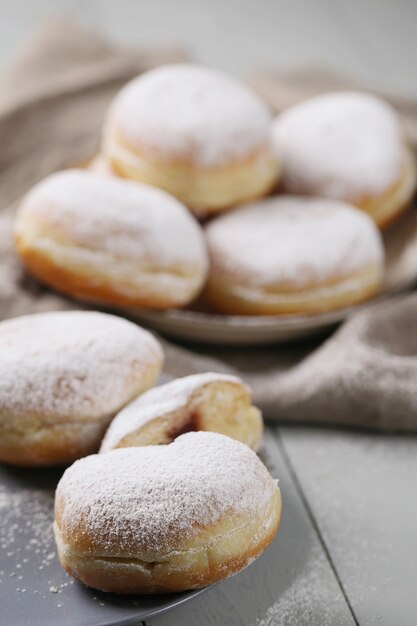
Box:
left=352, top=156, right=416, bottom=229
left=205, top=265, right=383, bottom=316
left=107, top=130, right=280, bottom=217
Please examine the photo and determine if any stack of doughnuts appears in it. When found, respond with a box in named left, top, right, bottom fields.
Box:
left=0, top=309, right=281, bottom=593
left=13, top=63, right=415, bottom=318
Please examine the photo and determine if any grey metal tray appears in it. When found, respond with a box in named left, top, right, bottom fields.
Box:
left=0, top=464, right=208, bottom=626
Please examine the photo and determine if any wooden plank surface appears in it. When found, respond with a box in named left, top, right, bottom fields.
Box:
left=278, top=428, right=417, bottom=626
left=146, top=432, right=356, bottom=626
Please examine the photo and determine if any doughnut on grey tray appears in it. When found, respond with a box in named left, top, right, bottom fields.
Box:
left=54, top=432, right=282, bottom=594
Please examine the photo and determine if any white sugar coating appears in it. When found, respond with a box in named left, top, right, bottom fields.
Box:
left=101, top=372, right=246, bottom=452
left=56, top=432, right=277, bottom=556
left=107, top=63, right=273, bottom=166
left=272, top=91, right=407, bottom=198
left=17, top=169, right=208, bottom=273
left=0, top=310, right=163, bottom=421
left=206, top=196, right=384, bottom=289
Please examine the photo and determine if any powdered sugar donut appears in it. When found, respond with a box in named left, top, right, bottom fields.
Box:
left=15, top=170, right=208, bottom=309
left=54, top=432, right=281, bottom=593
left=0, top=311, right=163, bottom=466
left=100, top=372, right=263, bottom=453
left=272, top=92, right=416, bottom=228
left=205, top=196, right=385, bottom=315
left=103, top=64, right=279, bottom=216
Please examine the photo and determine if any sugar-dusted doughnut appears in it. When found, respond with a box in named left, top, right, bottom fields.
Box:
left=100, top=372, right=263, bottom=453
left=54, top=432, right=281, bottom=593
left=0, top=311, right=163, bottom=466
left=14, top=170, right=209, bottom=309
left=205, top=196, right=385, bottom=315
left=272, top=92, right=416, bottom=228
left=103, top=64, right=279, bottom=216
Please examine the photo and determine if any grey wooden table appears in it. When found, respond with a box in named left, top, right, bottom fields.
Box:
left=1, top=2, right=417, bottom=624
left=144, top=428, right=417, bottom=625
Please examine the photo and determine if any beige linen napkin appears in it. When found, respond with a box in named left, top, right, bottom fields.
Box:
left=1, top=19, right=417, bottom=430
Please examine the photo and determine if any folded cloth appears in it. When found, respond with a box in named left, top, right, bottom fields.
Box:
left=160, top=295, right=417, bottom=431
left=1, top=19, right=417, bottom=431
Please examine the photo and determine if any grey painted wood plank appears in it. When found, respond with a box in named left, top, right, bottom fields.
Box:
left=278, top=427, right=417, bottom=626
left=146, top=430, right=355, bottom=626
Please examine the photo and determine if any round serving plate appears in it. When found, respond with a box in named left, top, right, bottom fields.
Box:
left=128, top=203, right=417, bottom=346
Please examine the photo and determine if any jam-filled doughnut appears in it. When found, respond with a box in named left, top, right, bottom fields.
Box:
left=54, top=432, right=281, bottom=593
left=0, top=311, right=163, bottom=466
left=272, top=92, right=416, bottom=228
left=15, top=170, right=208, bottom=309
left=100, top=372, right=263, bottom=453
left=103, top=64, right=279, bottom=216
left=205, top=196, right=385, bottom=315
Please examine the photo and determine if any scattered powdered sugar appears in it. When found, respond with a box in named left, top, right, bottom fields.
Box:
left=107, top=63, right=273, bottom=166
left=0, top=310, right=163, bottom=421
left=0, top=486, right=53, bottom=571
left=57, top=432, right=277, bottom=556
left=17, top=169, right=208, bottom=272
left=100, top=372, right=245, bottom=452
left=206, top=196, right=384, bottom=288
left=0, top=482, right=75, bottom=604
left=272, top=91, right=407, bottom=198
left=282, top=430, right=416, bottom=621
left=256, top=541, right=350, bottom=626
